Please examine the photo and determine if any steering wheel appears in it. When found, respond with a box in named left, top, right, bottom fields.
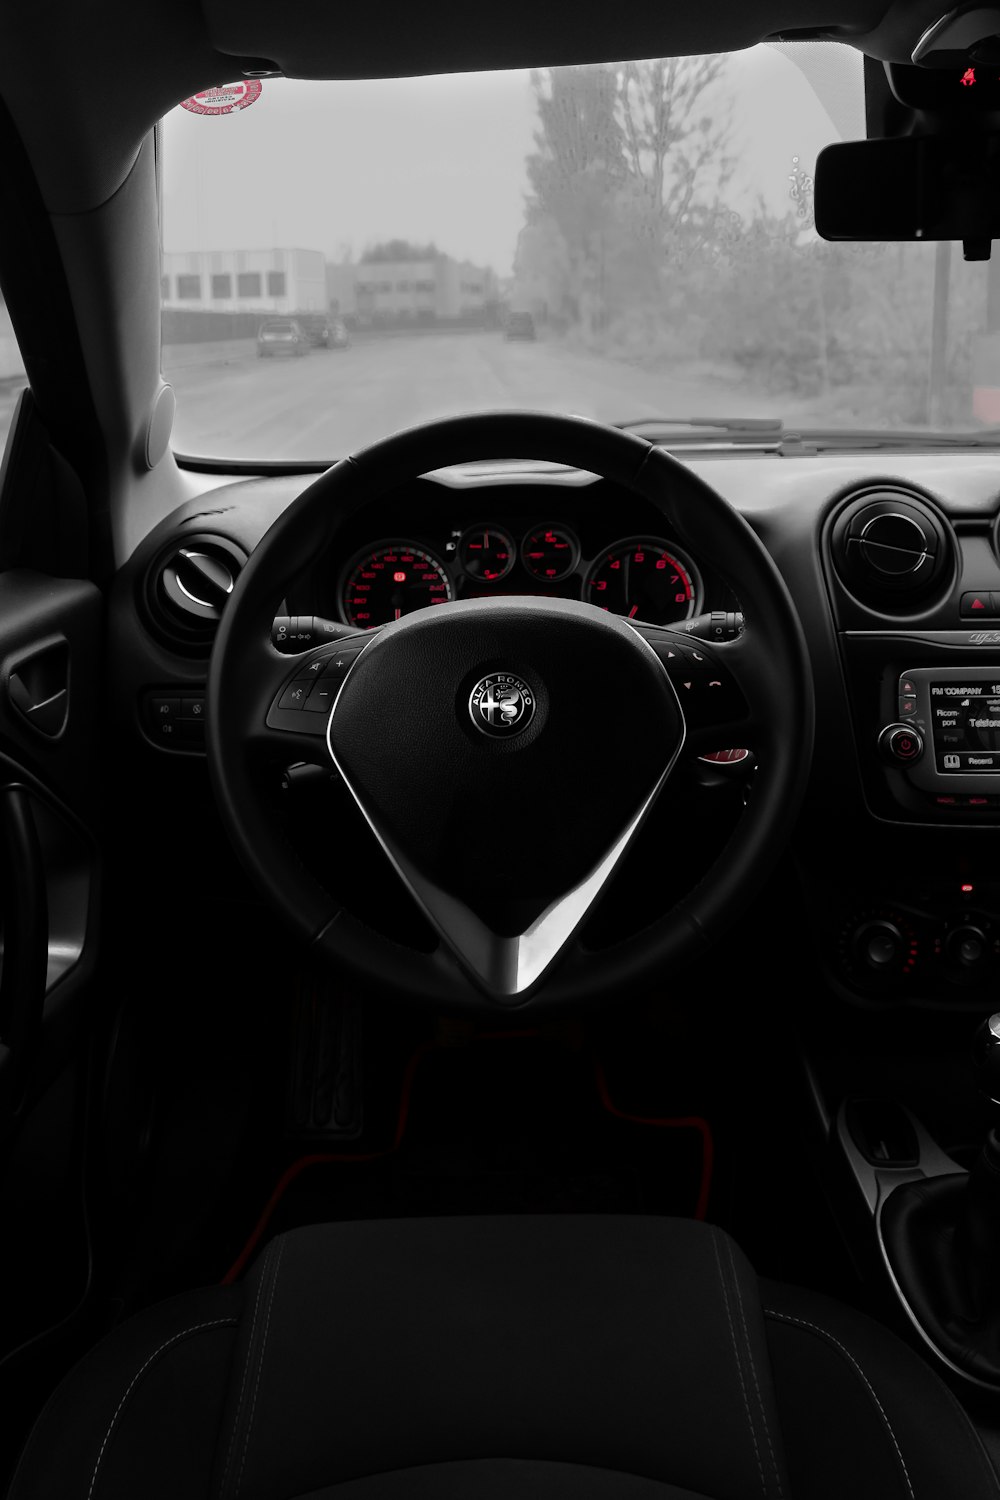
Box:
left=207, top=412, right=814, bottom=1010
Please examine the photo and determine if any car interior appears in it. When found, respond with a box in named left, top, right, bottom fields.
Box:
left=9, top=1, right=1000, bottom=1497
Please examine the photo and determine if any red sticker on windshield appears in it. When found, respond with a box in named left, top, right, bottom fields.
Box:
left=180, top=80, right=262, bottom=116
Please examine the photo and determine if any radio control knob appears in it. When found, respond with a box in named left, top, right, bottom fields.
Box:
left=852, top=919, right=905, bottom=972
left=946, top=925, right=990, bottom=971
left=878, top=722, right=924, bottom=764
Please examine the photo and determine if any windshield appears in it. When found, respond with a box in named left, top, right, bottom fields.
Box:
left=161, top=44, right=998, bottom=460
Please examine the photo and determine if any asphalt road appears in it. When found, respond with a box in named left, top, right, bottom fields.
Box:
left=0, top=331, right=795, bottom=468
left=165, top=330, right=789, bottom=461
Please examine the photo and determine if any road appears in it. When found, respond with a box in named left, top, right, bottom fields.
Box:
left=0, top=331, right=800, bottom=466
left=164, top=331, right=791, bottom=461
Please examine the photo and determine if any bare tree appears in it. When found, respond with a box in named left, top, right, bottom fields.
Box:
left=521, top=58, right=732, bottom=338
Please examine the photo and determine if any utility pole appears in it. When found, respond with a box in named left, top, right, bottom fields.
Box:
left=975, top=250, right=1000, bottom=425
left=928, top=239, right=951, bottom=428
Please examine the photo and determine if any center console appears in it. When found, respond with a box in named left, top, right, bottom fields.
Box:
left=815, top=485, right=1000, bottom=1007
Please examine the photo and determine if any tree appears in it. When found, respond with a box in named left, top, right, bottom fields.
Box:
left=616, top=57, right=732, bottom=237
left=520, top=58, right=731, bottom=341
left=524, top=66, right=626, bottom=338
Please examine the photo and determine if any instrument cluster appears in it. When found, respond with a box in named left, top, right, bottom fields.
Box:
left=338, top=521, right=706, bottom=630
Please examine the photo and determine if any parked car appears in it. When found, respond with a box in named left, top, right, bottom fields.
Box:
left=295, top=313, right=334, bottom=348
left=504, top=310, right=536, bottom=340
left=256, top=318, right=307, bottom=357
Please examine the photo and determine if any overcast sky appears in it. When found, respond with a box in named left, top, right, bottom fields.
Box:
left=161, top=43, right=865, bottom=276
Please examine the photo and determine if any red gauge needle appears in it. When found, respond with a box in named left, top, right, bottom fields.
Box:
left=394, top=608, right=401, bottom=620
left=628, top=604, right=639, bottom=619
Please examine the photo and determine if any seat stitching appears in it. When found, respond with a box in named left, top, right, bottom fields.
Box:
left=711, top=1227, right=769, bottom=1497
left=219, top=1239, right=276, bottom=1498
left=725, top=1237, right=784, bottom=1499
left=235, top=1233, right=286, bottom=1498
left=764, top=1308, right=915, bottom=1500
left=86, top=1318, right=236, bottom=1500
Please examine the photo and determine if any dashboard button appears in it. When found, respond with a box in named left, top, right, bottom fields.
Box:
left=878, top=723, right=924, bottom=763
left=147, top=696, right=180, bottom=721
left=278, top=680, right=314, bottom=711
left=899, top=695, right=918, bottom=716
left=180, top=718, right=205, bottom=743
left=181, top=696, right=205, bottom=719
left=961, top=591, right=995, bottom=618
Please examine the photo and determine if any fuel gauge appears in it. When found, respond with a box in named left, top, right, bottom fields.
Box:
left=459, top=525, right=515, bottom=582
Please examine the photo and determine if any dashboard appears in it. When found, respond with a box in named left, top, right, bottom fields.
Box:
left=109, top=448, right=1000, bottom=1018
left=306, top=477, right=738, bottom=631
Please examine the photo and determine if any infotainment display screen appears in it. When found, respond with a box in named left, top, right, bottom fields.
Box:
left=930, top=680, right=1000, bottom=772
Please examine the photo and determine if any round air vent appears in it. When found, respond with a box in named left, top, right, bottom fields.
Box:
left=830, top=488, right=952, bottom=612
left=143, top=534, right=247, bottom=654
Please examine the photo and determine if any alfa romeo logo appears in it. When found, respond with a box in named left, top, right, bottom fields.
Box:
left=469, top=672, right=536, bottom=737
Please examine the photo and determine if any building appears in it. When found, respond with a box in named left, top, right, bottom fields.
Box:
left=336, top=254, right=499, bottom=327
left=162, top=249, right=327, bottom=316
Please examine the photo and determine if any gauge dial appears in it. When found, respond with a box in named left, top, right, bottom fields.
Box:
left=521, top=525, right=579, bottom=582
left=459, top=525, right=515, bottom=582
left=342, top=541, right=453, bottom=628
left=584, top=537, right=701, bottom=625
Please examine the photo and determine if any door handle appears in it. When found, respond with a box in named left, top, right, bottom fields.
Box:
left=6, top=638, right=69, bottom=738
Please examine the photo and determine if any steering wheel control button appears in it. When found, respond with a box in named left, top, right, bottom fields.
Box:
left=879, top=723, right=924, bottom=764
left=644, top=632, right=749, bottom=727
left=304, top=679, right=339, bottom=713
left=278, top=680, right=314, bottom=711
left=267, top=641, right=372, bottom=735
left=468, top=672, right=537, bottom=737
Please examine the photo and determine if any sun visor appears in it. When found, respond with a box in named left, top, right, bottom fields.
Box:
left=201, top=0, right=872, bottom=78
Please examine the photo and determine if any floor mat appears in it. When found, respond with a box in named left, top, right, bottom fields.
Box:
left=222, top=1032, right=711, bottom=1281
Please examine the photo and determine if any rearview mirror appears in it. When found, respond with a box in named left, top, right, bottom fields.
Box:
left=815, top=133, right=1000, bottom=250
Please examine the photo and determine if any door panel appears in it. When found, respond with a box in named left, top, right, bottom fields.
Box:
left=0, top=569, right=102, bottom=1117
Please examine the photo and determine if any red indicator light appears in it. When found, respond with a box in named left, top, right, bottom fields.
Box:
left=393, top=571, right=406, bottom=582
left=962, top=883, right=974, bottom=893
left=961, top=67, right=977, bottom=86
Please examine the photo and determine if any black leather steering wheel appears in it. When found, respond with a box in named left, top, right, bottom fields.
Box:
left=207, top=412, right=814, bottom=1010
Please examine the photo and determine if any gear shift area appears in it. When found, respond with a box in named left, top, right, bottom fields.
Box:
left=845, top=1014, right=1000, bottom=1389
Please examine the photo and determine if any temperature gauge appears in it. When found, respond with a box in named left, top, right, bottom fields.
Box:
left=459, top=525, right=515, bottom=582
left=521, top=525, right=579, bottom=583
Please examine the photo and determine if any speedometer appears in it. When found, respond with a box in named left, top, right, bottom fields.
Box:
left=342, top=541, right=453, bottom=628
left=584, top=537, right=701, bottom=625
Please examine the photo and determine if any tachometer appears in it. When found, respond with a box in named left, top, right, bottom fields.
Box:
left=342, top=541, right=453, bottom=628
left=584, top=536, right=701, bottom=625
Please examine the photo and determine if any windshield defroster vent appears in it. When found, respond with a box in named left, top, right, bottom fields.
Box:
left=829, top=488, right=953, bottom=614
left=143, top=535, right=247, bottom=655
